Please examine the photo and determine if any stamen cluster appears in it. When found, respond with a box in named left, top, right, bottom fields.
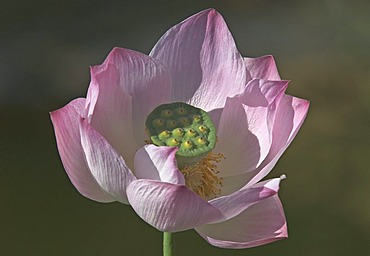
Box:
left=181, top=152, right=225, bottom=200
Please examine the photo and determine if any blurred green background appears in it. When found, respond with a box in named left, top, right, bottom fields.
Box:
left=1, top=0, right=369, bottom=255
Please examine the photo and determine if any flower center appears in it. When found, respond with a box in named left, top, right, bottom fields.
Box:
left=181, top=152, right=224, bottom=200
left=145, top=102, right=224, bottom=199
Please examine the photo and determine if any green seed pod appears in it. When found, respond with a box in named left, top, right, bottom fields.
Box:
left=196, top=136, right=208, bottom=145
left=160, top=109, right=173, bottom=118
left=145, top=102, right=216, bottom=168
left=175, top=107, right=187, bottom=115
left=166, top=138, right=180, bottom=146
left=172, top=128, right=184, bottom=137
left=198, top=125, right=208, bottom=134
left=166, top=120, right=178, bottom=129
left=186, top=128, right=197, bottom=137
left=152, top=118, right=165, bottom=127
left=192, top=114, right=201, bottom=123
left=181, top=140, right=193, bottom=151
left=178, top=117, right=190, bottom=126
left=158, top=130, right=171, bottom=140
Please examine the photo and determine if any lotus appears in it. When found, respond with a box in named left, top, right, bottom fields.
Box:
left=51, top=9, right=309, bottom=249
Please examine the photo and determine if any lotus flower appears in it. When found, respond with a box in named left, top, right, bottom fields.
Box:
left=51, top=9, right=309, bottom=249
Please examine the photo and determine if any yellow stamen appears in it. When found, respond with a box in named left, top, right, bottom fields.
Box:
left=180, top=152, right=225, bottom=200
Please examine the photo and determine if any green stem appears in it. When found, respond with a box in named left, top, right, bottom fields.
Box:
left=163, top=232, right=174, bottom=256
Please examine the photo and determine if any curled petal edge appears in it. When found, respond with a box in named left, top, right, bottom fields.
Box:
left=209, top=177, right=283, bottom=222
left=127, top=179, right=224, bottom=232
left=196, top=195, right=287, bottom=249
left=134, top=145, right=185, bottom=185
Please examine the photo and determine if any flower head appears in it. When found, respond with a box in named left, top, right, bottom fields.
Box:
left=51, top=9, right=309, bottom=248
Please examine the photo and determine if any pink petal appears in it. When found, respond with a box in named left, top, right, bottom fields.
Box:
left=195, top=195, right=287, bottom=249
left=215, top=80, right=288, bottom=178
left=150, top=9, right=246, bottom=111
left=50, top=99, right=114, bottom=202
left=207, top=108, right=223, bottom=131
left=241, top=79, right=288, bottom=107
left=217, top=172, right=251, bottom=197
left=79, top=118, right=136, bottom=204
left=244, top=55, right=281, bottom=81
left=215, top=98, right=261, bottom=176
left=134, top=145, right=185, bottom=185
left=247, top=95, right=310, bottom=186
left=127, top=180, right=224, bottom=232
left=85, top=63, right=138, bottom=170
left=210, top=178, right=282, bottom=221
left=103, top=47, right=172, bottom=144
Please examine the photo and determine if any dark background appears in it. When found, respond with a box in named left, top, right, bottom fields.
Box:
left=1, top=0, right=369, bottom=255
